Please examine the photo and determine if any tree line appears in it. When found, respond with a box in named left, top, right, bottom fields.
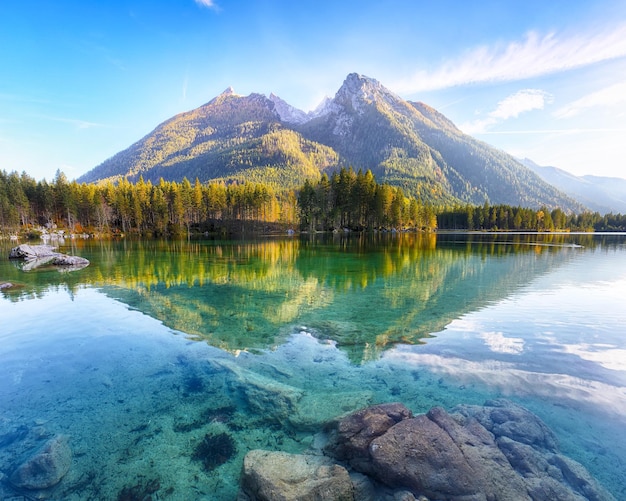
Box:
left=437, top=203, right=626, bottom=232
left=0, top=169, right=293, bottom=236
left=1, top=167, right=625, bottom=236
left=297, top=167, right=437, bottom=231
left=0, top=167, right=438, bottom=236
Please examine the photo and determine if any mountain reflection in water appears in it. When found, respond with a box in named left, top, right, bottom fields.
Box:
left=2, top=232, right=592, bottom=361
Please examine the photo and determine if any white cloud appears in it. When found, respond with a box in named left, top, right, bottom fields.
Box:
left=491, top=89, right=552, bottom=120
left=554, top=81, right=626, bottom=119
left=395, top=23, right=626, bottom=92
left=461, top=89, right=552, bottom=134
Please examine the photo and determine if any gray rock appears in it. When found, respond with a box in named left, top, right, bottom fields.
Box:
left=426, top=406, right=530, bottom=500
left=238, top=450, right=354, bottom=501
left=220, top=360, right=304, bottom=425
left=369, top=414, right=484, bottom=499
left=324, top=402, right=412, bottom=471
left=321, top=401, right=615, bottom=501
left=348, top=472, right=378, bottom=501
left=50, top=254, right=90, bottom=266
left=9, top=435, right=72, bottom=490
left=8, top=244, right=89, bottom=271
left=292, top=391, right=375, bottom=431
left=453, top=399, right=559, bottom=452
left=548, top=454, right=616, bottom=501
left=9, top=244, right=54, bottom=259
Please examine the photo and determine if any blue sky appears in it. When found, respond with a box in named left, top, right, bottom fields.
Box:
left=2, top=0, right=626, bottom=181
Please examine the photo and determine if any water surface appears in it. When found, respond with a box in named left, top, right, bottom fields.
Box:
left=0, top=233, right=625, bottom=499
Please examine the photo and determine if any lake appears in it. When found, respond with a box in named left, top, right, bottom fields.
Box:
left=1, top=232, right=625, bottom=500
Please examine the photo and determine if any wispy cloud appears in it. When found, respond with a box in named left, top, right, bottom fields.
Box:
left=475, top=127, right=626, bottom=135
left=395, top=23, right=626, bottom=92
left=182, top=74, right=189, bottom=101
left=461, top=89, right=552, bottom=134
left=554, top=82, right=626, bottom=119
left=194, top=0, right=218, bottom=9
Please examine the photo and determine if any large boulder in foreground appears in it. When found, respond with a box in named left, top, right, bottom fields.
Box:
left=9, top=435, right=72, bottom=490
left=321, top=399, right=615, bottom=501
left=238, top=450, right=354, bottom=501
left=323, top=402, right=412, bottom=473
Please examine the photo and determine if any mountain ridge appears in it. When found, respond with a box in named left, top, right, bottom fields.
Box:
left=79, top=73, right=584, bottom=212
left=520, top=158, right=626, bottom=214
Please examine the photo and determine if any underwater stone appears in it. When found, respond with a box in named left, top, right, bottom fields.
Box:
left=452, top=398, right=559, bottom=452
left=290, top=391, right=375, bottom=431
left=219, top=360, right=304, bottom=424
left=9, top=435, right=72, bottom=490
left=238, top=450, right=354, bottom=501
left=369, top=414, right=484, bottom=498
left=324, top=402, right=412, bottom=470
left=320, top=401, right=615, bottom=501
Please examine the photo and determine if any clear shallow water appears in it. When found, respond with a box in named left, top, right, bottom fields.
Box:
left=0, top=233, right=625, bottom=499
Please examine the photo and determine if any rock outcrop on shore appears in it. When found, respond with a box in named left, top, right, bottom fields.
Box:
left=8, top=244, right=89, bottom=271
left=239, top=400, right=615, bottom=501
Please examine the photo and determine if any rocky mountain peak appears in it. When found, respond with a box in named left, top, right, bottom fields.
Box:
left=207, top=86, right=242, bottom=106
left=269, top=93, right=309, bottom=124
left=343, top=72, right=381, bottom=92
left=333, top=72, right=403, bottom=115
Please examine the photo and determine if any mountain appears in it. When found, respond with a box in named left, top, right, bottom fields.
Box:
left=80, top=87, right=339, bottom=189
left=520, top=158, right=626, bottom=214
left=79, top=73, right=583, bottom=211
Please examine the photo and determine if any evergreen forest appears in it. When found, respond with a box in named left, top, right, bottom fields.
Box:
left=1, top=168, right=625, bottom=238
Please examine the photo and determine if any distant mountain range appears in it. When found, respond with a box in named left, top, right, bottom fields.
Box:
left=520, top=158, right=626, bottom=215
left=79, top=73, right=584, bottom=212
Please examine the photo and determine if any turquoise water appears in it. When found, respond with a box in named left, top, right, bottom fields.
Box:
left=0, top=233, right=625, bottom=499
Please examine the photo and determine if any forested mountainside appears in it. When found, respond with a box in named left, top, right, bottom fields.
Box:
left=79, top=73, right=583, bottom=212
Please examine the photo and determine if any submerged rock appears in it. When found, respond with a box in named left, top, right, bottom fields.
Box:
left=324, top=402, right=413, bottom=472
left=238, top=450, right=354, bottom=501
left=452, top=398, right=559, bottom=452
left=219, top=359, right=304, bottom=425
left=9, top=434, right=72, bottom=490
left=8, top=244, right=89, bottom=271
left=319, top=400, right=615, bottom=501
left=219, top=359, right=373, bottom=430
